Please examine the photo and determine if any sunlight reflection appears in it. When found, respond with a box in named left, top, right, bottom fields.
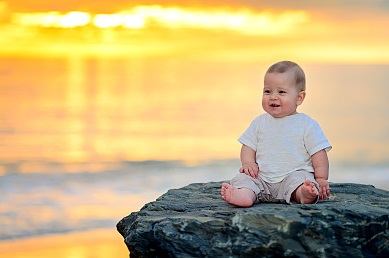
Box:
left=66, top=56, right=86, bottom=109
left=0, top=229, right=128, bottom=258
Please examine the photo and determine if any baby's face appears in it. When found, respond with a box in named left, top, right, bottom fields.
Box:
left=262, top=71, right=305, bottom=118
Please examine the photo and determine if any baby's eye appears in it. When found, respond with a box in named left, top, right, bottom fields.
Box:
left=279, top=90, right=286, bottom=94
left=263, top=89, right=271, bottom=94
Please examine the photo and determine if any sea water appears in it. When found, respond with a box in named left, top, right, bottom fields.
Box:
left=1, top=57, right=389, bottom=242
left=1, top=160, right=388, bottom=241
left=0, top=160, right=241, bottom=240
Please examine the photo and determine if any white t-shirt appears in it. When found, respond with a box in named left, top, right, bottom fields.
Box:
left=238, top=113, right=332, bottom=183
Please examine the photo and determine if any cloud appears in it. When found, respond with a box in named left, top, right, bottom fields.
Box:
left=3, top=0, right=389, bottom=63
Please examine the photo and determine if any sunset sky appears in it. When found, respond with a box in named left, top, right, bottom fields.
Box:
left=4, top=0, right=389, bottom=13
left=1, top=0, right=389, bottom=63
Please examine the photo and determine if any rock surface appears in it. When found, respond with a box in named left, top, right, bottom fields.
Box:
left=117, top=182, right=389, bottom=257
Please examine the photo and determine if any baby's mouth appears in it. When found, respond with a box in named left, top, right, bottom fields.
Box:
left=270, top=104, right=280, bottom=107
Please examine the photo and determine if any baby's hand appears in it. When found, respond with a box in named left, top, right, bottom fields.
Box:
left=316, top=178, right=330, bottom=200
left=239, top=162, right=259, bottom=178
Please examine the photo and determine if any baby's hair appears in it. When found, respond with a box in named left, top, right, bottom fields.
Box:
left=266, top=61, right=306, bottom=91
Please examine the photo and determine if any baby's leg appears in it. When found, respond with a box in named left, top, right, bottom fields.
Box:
left=293, top=179, right=319, bottom=204
left=221, top=183, right=256, bottom=207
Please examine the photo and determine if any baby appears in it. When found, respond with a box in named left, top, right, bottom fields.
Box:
left=221, top=61, right=331, bottom=206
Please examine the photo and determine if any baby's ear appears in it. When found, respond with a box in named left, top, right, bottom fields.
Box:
left=297, top=91, right=306, bottom=105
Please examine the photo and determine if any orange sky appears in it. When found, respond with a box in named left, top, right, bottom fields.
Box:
left=1, top=1, right=389, bottom=63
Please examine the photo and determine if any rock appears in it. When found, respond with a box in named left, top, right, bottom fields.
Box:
left=117, top=182, right=389, bottom=257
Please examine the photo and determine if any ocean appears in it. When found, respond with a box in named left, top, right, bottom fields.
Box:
left=1, top=160, right=389, bottom=242
left=0, top=160, right=389, bottom=241
left=1, top=56, right=389, bottom=251
left=0, top=160, right=240, bottom=240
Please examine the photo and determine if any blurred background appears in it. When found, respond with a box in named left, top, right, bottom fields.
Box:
left=1, top=1, right=389, bottom=257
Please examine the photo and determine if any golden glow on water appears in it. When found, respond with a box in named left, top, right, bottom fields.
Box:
left=0, top=56, right=255, bottom=171
left=1, top=56, right=388, bottom=171
left=0, top=229, right=128, bottom=258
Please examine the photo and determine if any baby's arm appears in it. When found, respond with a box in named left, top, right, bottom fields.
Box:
left=311, top=149, right=330, bottom=200
left=239, top=144, right=259, bottom=178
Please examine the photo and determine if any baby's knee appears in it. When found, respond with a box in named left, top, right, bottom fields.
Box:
left=231, top=172, right=252, bottom=183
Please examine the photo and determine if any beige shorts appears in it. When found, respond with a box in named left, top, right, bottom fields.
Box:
left=230, top=170, right=319, bottom=204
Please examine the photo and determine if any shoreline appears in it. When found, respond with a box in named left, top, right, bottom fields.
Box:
left=0, top=228, right=128, bottom=258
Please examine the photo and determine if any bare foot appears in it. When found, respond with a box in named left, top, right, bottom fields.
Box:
left=294, top=179, right=319, bottom=204
left=221, top=183, right=255, bottom=207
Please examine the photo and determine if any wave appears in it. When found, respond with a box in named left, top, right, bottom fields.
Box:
left=0, top=160, right=388, bottom=241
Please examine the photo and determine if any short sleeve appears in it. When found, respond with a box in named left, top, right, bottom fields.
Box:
left=304, top=118, right=332, bottom=156
left=238, top=116, right=261, bottom=151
